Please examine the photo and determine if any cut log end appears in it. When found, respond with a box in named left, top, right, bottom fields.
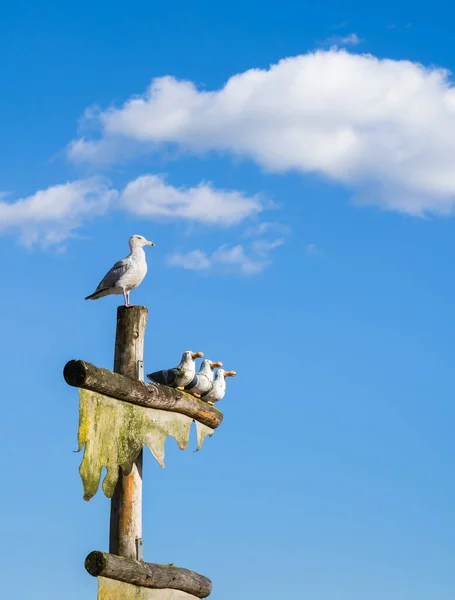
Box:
left=63, top=359, right=88, bottom=388
left=85, top=550, right=107, bottom=577
left=117, top=305, right=148, bottom=312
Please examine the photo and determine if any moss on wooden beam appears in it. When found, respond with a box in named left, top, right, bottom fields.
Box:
left=97, top=577, right=201, bottom=599
left=78, top=388, right=214, bottom=500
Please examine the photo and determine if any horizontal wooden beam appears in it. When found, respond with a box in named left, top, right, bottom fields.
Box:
left=85, top=551, right=212, bottom=598
left=64, top=359, right=223, bottom=430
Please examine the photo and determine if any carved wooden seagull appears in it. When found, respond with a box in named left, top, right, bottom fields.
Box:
left=85, top=234, right=154, bottom=307
left=146, top=351, right=204, bottom=390
left=184, top=359, right=223, bottom=398
left=203, top=368, right=236, bottom=405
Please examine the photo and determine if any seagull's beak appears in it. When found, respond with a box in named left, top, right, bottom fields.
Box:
left=146, top=240, right=155, bottom=246
left=210, top=361, right=223, bottom=369
left=192, top=351, right=204, bottom=359
left=224, top=371, right=236, bottom=377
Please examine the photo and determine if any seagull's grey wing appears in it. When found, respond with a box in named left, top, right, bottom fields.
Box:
left=94, top=258, right=130, bottom=292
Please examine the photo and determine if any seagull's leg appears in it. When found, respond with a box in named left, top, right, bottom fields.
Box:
left=122, top=289, right=134, bottom=308
left=123, top=289, right=129, bottom=307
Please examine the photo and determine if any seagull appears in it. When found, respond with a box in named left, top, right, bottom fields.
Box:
left=184, top=359, right=223, bottom=398
left=202, top=369, right=236, bottom=405
left=85, top=235, right=154, bottom=307
left=146, top=350, right=204, bottom=390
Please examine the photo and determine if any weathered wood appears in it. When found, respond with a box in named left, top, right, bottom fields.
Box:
left=85, top=551, right=212, bottom=598
left=113, top=306, right=149, bottom=379
left=110, top=306, right=147, bottom=559
left=98, top=577, right=201, bottom=599
left=64, top=361, right=224, bottom=430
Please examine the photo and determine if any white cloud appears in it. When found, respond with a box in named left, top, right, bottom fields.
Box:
left=250, top=238, right=285, bottom=257
left=168, top=250, right=211, bottom=270
left=168, top=236, right=284, bottom=275
left=121, top=174, right=262, bottom=226
left=169, top=245, right=268, bottom=274
left=306, top=243, right=323, bottom=257
left=212, top=244, right=267, bottom=274
left=243, top=221, right=290, bottom=237
left=0, top=178, right=116, bottom=246
left=69, top=49, right=455, bottom=215
left=0, top=173, right=268, bottom=250
left=322, top=33, right=362, bottom=48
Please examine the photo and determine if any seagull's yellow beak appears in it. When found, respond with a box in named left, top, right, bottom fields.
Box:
left=210, top=361, right=223, bottom=369
left=192, top=351, right=204, bottom=359
left=224, top=371, right=236, bottom=377
left=146, top=241, right=155, bottom=246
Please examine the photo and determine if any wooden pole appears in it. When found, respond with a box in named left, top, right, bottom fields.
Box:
left=109, top=306, right=148, bottom=559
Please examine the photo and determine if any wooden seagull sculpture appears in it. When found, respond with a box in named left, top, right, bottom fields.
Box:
left=184, top=359, right=223, bottom=398
left=202, top=368, right=236, bottom=405
left=146, top=350, right=204, bottom=390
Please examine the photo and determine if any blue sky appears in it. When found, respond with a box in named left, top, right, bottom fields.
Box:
left=1, top=1, right=455, bottom=599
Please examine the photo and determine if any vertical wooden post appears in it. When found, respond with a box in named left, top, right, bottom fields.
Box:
left=109, top=305, right=148, bottom=559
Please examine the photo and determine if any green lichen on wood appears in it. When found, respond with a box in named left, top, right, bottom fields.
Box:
left=78, top=389, right=214, bottom=501
left=98, top=577, right=201, bottom=600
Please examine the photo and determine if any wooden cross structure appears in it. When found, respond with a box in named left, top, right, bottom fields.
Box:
left=64, top=305, right=223, bottom=599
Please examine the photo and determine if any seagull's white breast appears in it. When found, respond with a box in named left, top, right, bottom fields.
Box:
left=118, top=250, right=148, bottom=291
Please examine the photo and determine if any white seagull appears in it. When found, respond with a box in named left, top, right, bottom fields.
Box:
left=203, top=369, right=237, bottom=405
left=146, top=351, right=204, bottom=390
left=184, top=359, right=223, bottom=398
left=85, top=234, right=154, bottom=307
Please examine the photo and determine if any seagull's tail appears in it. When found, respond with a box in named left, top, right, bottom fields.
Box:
left=146, top=370, right=167, bottom=385
left=85, top=289, right=109, bottom=300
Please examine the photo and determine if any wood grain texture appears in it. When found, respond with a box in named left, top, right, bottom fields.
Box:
left=110, top=306, right=147, bottom=559
left=113, top=306, right=149, bottom=378
left=64, top=361, right=224, bottom=430
left=86, top=551, right=212, bottom=598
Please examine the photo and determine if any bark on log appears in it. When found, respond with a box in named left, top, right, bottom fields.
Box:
left=85, top=551, right=212, bottom=598
left=110, top=306, right=147, bottom=559
left=64, top=360, right=223, bottom=430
